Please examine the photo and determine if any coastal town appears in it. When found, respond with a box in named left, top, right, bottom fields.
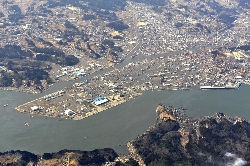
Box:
left=1, top=0, right=250, bottom=165
left=15, top=47, right=248, bottom=120
left=0, top=0, right=249, bottom=119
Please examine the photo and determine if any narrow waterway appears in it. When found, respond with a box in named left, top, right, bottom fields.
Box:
left=0, top=85, right=249, bottom=154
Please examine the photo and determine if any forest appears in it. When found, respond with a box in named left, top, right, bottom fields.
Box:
left=107, top=21, right=129, bottom=31
left=85, top=0, right=126, bottom=11
left=8, top=5, right=24, bottom=23
left=0, top=45, right=33, bottom=60
left=0, top=45, right=79, bottom=88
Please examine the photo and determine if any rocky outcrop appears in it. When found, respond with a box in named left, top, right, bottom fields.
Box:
left=130, top=104, right=250, bottom=166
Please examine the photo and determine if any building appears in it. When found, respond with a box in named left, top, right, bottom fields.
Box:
left=31, top=106, right=39, bottom=111
left=94, top=97, right=109, bottom=106
left=64, top=109, right=75, bottom=116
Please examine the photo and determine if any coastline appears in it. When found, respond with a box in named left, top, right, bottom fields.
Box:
left=14, top=82, right=247, bottom=120
left=0, top=85, right=250, bottom=154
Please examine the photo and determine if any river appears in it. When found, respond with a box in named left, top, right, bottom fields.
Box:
left=0, top=84, right=250, bottom=154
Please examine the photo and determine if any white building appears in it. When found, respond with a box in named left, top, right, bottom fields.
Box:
left=65, top=109, right=76, bottom=116
left=31, top=106, right=39, bottom=111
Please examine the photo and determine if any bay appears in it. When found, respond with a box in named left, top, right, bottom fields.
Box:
left=0, top=85, right=249, bottom=154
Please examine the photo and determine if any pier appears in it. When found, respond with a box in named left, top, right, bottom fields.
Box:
left=200, top=81, right=242, bottom=90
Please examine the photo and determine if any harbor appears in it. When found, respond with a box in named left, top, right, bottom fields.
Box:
left=13, top=46, right=249, bottom=120
left=0, top=85, right=250, bottom=154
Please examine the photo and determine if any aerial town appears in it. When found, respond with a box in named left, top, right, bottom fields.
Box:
left=1, top=0, right=250, bottom=165
left=0, top=0, right=250, bottom=119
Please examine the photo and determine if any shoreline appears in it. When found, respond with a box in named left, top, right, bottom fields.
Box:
left=0, top=84, right=250, bottom=155
left=14, top=82, right=248, bottom=121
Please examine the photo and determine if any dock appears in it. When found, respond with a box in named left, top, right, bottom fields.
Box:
left=200, top=81, right=241, bottom=90
left=200, top=80, right=242, bottom=90
left=200, top=86, right=236, bottom=90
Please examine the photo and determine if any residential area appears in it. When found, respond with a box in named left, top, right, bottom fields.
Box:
left=0, top=0, right=250, bottom=119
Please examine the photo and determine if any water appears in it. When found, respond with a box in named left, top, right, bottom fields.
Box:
left=0, top=85, right=250, bottom=154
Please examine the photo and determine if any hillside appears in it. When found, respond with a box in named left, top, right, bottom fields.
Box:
left=130, top=105, right=250, bottom=165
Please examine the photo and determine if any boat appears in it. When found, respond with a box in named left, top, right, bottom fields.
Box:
left=25, top=122, right=29, bottom=126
